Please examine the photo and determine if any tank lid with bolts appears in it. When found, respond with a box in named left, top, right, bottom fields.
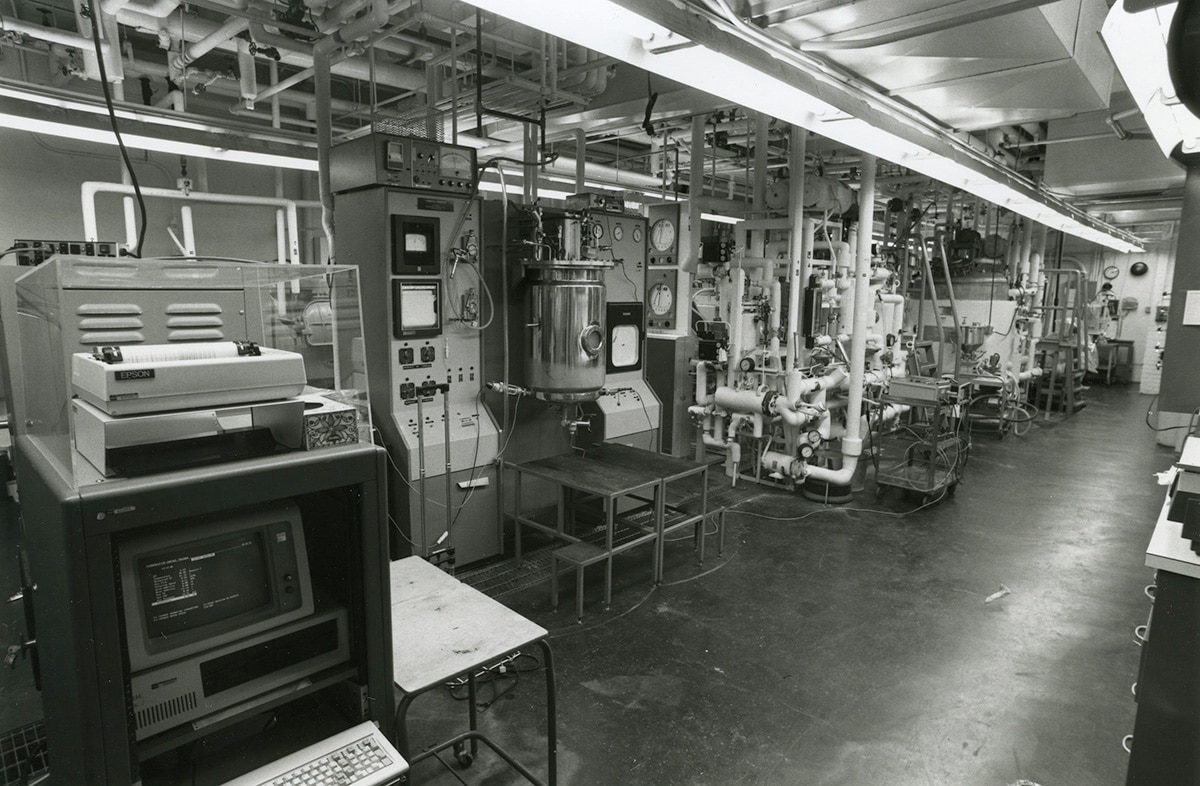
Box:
left=522, top=258, right=616, bottom=270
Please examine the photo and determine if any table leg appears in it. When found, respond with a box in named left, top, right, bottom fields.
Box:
left=698, top=467, right=709, bottom=566
left=467, top=672, right=479, bottom=758
left=515, top=468, right=523, bottom=563
left=604, top=496, right=614, bottom=611
left=550, top=553, right=559, bottom=611
left=536, top=640, right=558, bottom=786
left=654, top=482, right=664, bottom=584
left=393, top=691, right=417, bottom=761
left=575, top=564, right=584, bottom=623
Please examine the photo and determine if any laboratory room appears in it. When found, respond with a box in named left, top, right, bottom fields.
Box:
left=0, top=0, right=1197, bottom=784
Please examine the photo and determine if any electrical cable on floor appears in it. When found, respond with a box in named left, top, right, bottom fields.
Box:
left=85, top=0, right=147, bottom=257
left=546, top=583, right=659, bottom=638
left=1144, top=394, right=1200, bottom=432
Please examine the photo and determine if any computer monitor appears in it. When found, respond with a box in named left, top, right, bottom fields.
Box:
left=118, top=501, right=315, bottom=674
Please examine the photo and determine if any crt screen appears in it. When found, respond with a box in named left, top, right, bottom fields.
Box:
left=138, top=533, right=272, bottom=639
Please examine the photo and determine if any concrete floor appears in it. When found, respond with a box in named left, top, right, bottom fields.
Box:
left=0, top=385, right=1174, bottom=785
left=403, top=385, right=1173, bottom=786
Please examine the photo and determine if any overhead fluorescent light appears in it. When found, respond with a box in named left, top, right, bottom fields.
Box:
left=701, top=213, right=741, bottom=225
left=461, top=0, right=1144, bottom=253
left=0, top=111, right=318, bottom=171
left=1102, top=0, right=1200, bottom=162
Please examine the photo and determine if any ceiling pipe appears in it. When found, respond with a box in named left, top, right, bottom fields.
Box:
left=171, top=15, right=249, bottom=70
left=799, top=0, right=1062, bottom=51
left=117, top=8, right=424, bottom=90
left=0, top=15, right=107, bottom=51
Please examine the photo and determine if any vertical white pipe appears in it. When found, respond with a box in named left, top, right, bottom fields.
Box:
left=575, top=129, right=587, bottom=193
left=686, top=114, right=706, bottom=273
left=180, top=205, right=196, bottom=254
left=786, top=126, right=806, bottom=368
left=730, top=267, right=746, bottom=371
left=1019, top=220, right=1034, bottom=281
left=846, top=154, right=876, bottom=451
left=122, top=197, right=137, bottom=250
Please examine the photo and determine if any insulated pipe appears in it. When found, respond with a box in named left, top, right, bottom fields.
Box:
left=180, top=205, right=196, bottom=254
left=695, top=361, right=713, bottom=406
left=786, top=127, right=807, bottom=369
left=786, top=366, right=847, bottom=400
left=2, top=16, right=106, bottom=50
left=769, top=279, right=782, bottom=370
left=729, top=267, right=746, bottom=370
left=153, top=89, right=183, bottom=110
left=237, top=37, right=256, bottom=107
left=804, top=154, right=874, bottom=485
left=1019, top=220, right=1034, bottom=281
left=171, top=15, right=248, bottom=71
left=879, top=293, right=904, bottom=337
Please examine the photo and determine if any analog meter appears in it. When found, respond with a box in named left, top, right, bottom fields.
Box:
left=650, top=218, right=676, bottom=252
left=649, top=282, right=674, bottom=316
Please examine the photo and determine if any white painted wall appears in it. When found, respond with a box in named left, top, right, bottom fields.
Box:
left=0, top=128, right=317, bottom=260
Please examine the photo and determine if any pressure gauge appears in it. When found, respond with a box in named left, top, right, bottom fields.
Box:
left=649, top=282, right=674, bottom=316
left=591, top=222, right=605, bottom=240
left=806, top=430, right=822, bottom=447
left=650, top=218, right=676, bottom=252
left=632, top=226, right=643, bottom=244
left=1103, top=264, right=1120, bottom=280
left=612, top=224, right=624, bottom=242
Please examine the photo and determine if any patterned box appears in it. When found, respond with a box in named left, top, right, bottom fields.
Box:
left=301, top=394, right=359, bottom=449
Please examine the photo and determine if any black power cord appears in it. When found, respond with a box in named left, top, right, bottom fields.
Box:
left=84, top=0, right=147, bottom=257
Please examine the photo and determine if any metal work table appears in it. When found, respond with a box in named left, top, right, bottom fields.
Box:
left=389, top=557, right=556, bottom=785
left=584, top=443, right=711, bottom=580
left=509, top=444, right=709, bottom=618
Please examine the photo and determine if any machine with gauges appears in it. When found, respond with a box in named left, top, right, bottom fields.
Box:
left=332, top=130, right=501, bottom=567
left=643, top=201, right=696, bottom=455
left=479, top=196, right=661, bottom=455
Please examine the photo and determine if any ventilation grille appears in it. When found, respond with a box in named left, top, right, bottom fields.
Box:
left=136, top=692, right=198, bottom=731
left=75, top=302, right=145, bottom=346
left=372, top=111, right=445, bottom=142
left=72, top=301, right=230, bottom=346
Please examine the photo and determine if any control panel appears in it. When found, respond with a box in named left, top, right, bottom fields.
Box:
left=647, top=203, right=689, bottom=267
left=646, top=268, right=679, bottom=331
left=14, top=239, right=118, bottom=265
left=331, top=132, right=476, bottom=196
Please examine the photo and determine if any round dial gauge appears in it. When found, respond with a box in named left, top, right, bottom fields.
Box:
left=806, top=430, right=822, bottom=446
left=591, top=222, right=605, bottom=240
left=650, top=218, right=676, bottom=252
left=649, top=282, right=674, bottom=315
left=632, top=226, right=643, bottom=244
left=612, top=224, right=624, bottom=241
left=1103, top=264, right=1120, bottom=280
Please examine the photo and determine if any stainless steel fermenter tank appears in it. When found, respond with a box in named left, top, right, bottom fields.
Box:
left=523, top=257, right=615, bottom=404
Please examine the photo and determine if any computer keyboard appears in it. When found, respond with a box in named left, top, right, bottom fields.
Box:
left=219, top=722, right=408, bottom=786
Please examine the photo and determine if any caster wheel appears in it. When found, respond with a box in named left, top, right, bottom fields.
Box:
left=453, top=742, right=474, bottom=768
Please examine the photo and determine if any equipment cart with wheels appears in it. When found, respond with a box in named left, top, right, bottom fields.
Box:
left=873, top=377, right=972, bottom=505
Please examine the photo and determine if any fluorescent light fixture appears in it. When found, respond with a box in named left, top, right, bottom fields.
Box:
left=0, top=111, right=318, bottom=171
left=702, top=213, right=741, bottom=225
left=462, top=0, right=1143, bottom=253
left=1102, top=0, right=1200, bottom=161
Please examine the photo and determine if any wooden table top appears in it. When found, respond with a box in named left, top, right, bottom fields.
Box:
left=390, top=556, right=548, bottom=694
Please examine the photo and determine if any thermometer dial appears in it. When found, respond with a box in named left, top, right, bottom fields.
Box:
left=649, top=282, right=674, bottom=316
